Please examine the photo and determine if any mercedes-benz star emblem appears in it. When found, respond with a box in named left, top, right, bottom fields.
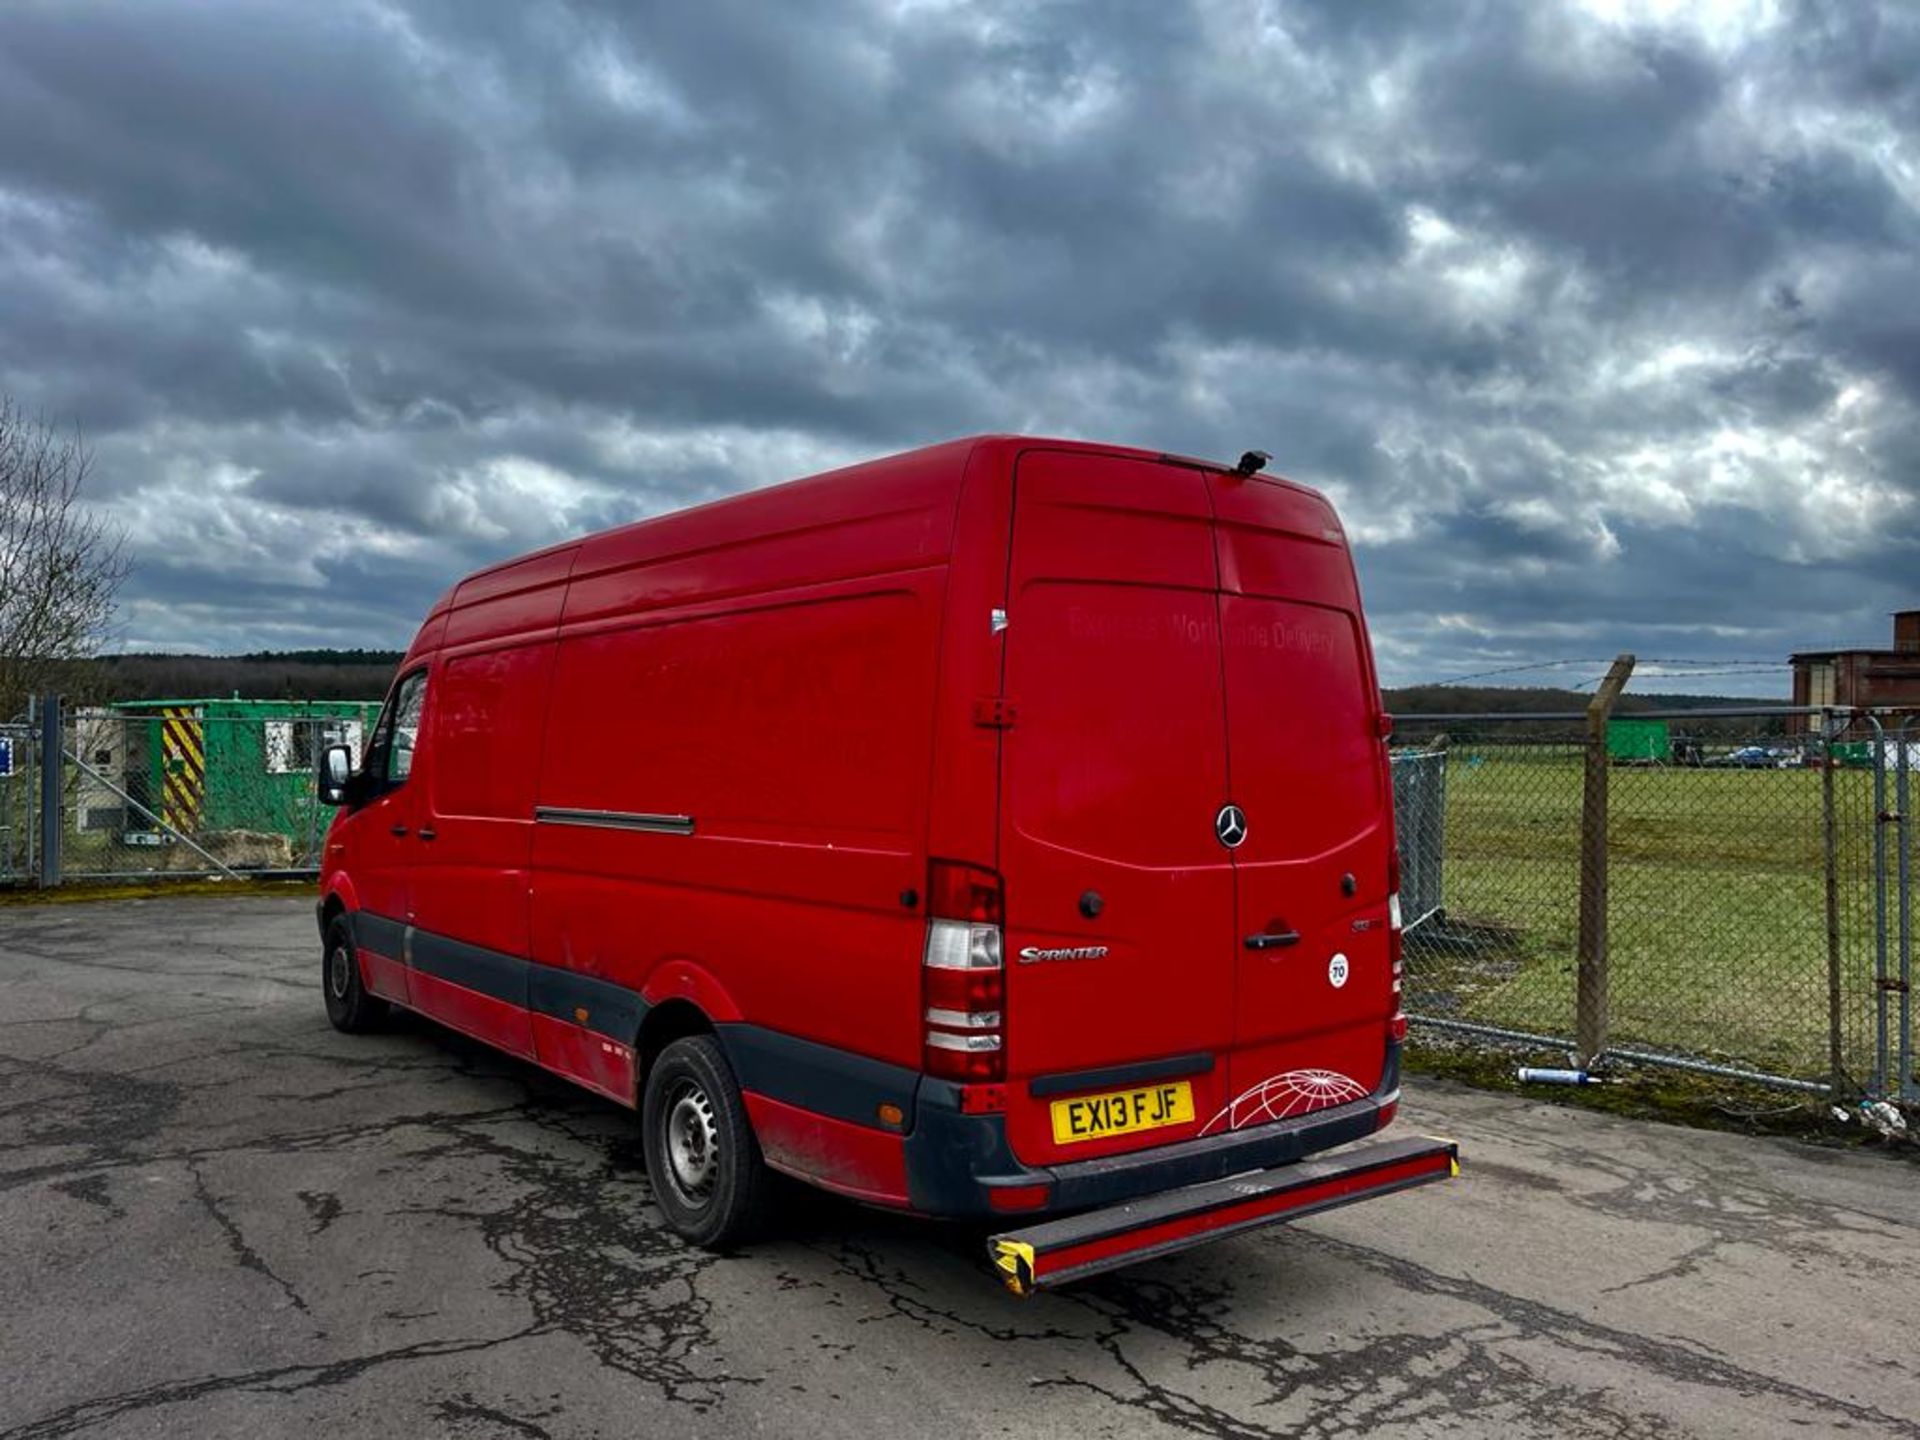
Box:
left=1215, top=803, right=1248, bottom=849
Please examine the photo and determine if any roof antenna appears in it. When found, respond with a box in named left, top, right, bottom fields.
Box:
left=1234, top=450, right=1270, bottom=478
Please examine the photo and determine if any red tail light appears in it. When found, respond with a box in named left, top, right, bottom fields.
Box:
left=987, top=1182, right=1052, bottom=1212
left=923, top=861, right=1005, bottom=1082
left=1388, top=847, right=1405, bottom=1041
left=928, top=860, right=1003, bottom=924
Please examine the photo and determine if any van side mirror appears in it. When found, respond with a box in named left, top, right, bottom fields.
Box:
left=318, top=744, right=356, bottom=807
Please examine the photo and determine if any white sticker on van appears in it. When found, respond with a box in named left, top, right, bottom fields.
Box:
left=1199, top=1069, right=1370, bottom=1134
left=1328, top=952, right=1350, bottom=989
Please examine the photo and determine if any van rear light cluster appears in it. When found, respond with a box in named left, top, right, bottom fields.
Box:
left=1387, top=848, right=1406, bottom=1045
left=923, top=861, right=1005, bottom=1082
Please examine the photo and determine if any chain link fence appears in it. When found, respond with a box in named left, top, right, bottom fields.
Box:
left=10, top=691, right=1917, bottom=1100
left=0, top=715, right=36, bottom=884
left=1, top=699, right=379, bottom=885
left=1391, top=710, right=1916, bottom=1098
left=63, top=705, right=377, bottom=878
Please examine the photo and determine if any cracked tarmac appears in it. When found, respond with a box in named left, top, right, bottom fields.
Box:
left=2, top=894, right=1917, bottom=1439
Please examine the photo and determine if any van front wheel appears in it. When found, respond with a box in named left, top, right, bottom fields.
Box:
left=641, top=1036, right=775, bottom=1249
left=322, top=917, right=387, bottom=1034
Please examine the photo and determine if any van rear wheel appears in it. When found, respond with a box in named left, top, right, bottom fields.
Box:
left=641, top=1036, right=775, bottom=1249
left=322, top=917, right=387, bottom=1034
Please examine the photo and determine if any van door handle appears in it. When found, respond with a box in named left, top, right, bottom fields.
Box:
left=417, top=827, right=437, bottom=842
left=1245, top=931, right=1301, bottom=950
left=390, top=823, right=409, bottom=837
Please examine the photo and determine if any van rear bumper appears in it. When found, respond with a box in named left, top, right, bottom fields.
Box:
left=903, top=1041, right=1401, bottom=1219
left=987, top=1133, right=1457, bottom=1293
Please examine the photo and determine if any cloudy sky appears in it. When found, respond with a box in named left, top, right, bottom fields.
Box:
left=1, top=0, right=1915, bottom=693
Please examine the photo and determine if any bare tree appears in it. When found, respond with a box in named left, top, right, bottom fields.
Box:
left=0, top=397, right=128, bottom=718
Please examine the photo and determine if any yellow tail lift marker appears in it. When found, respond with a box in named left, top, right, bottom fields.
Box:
left=992, top=1238, right=1036, bottom=1298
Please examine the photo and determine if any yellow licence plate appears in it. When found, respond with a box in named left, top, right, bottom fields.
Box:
left=1050, top=1081, right=1195, bottom=1145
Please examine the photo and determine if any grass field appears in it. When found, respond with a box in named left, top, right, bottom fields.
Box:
left=1404, top=746, right=1901, bottom=1084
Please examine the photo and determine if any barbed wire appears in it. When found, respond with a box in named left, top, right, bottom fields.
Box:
left=1413, top=658, right=1611, bottom=687
left=1415, top=656, right=1786, bottom=688
left=1570, top=666, right=1786, bottom=689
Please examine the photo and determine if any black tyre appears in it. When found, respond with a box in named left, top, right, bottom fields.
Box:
left=641, top=1035, right=776, bottom=1249
left=322, top=916, right=388, bottom=1034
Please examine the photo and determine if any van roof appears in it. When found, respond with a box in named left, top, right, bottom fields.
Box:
left=425, top=434, right=1324, bottom=621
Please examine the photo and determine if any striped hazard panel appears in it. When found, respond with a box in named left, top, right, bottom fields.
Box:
left=160, top=707, right=204, bottom=833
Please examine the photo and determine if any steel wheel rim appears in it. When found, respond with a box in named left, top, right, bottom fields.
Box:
left=328, top=945, right=351, bottom=999
left=663, top=1080, right=720, bottom=1204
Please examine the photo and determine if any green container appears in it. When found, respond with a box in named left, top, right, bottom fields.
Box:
left=113, top=698, right=383, bottom=838
left=1607, top=717, right=1670, bottom=763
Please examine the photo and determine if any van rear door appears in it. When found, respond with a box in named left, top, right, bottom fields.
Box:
left=997, top=449, right=1238, bottom=1167
left=1209, top=478, right=1395, bottom=1117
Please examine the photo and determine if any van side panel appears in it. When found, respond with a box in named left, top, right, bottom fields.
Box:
left=359, top=948, right=410, bottom=1006
left=546, top=585, right=935, bottom=842
left=528, top=447, right=965, bottom=1183
left=744, top=1093, right=911, bottom=1206
left=531, top=576, right=941, bottom=1069
left=529, top=1012, right=637, bottom=1105
left=923, top=440, right=1017, bottom=872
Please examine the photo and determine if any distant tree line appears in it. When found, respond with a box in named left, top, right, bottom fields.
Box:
left=1383, top=685, right=1774, bottom=714
left=1386, top=685, right=1795, bottom=741
left=69, top=650, right=402, bottom=705
left=234, top=647, right=406, bottom=667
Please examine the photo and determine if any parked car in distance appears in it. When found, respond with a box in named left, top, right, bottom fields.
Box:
left=1709, top=745, right=1798, bottom=769
left=314, top=435, right=1456, bottom=1293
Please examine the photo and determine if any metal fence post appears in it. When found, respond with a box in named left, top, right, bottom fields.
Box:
left=1898, top=718, right=1914, bottom=1102
left=22, top=695, right=35, bottom=882
left=1867, top=714, right=1890, bottom=1096
left=1823, top=719, right=1844, bottom=1094
left=37, top=693, right=61, bottom=887
left=1577, top=654, right=1635, bottom=1068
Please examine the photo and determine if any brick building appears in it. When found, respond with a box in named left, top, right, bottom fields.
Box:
left=1791, top=610, right=1920, bottom=716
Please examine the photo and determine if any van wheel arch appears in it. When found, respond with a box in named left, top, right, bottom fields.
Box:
left=319, top=894, right=346, bottom=942
left=635, top=999, right=718, bottom=1101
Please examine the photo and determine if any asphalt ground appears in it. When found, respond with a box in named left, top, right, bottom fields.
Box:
left=2, top=894, right=1916, bottom=1439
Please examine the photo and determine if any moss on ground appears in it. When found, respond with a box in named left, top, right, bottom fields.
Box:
left=0, top=876, right=316, bottom=906
left=1405, top=1044, right=1917, bottom=1157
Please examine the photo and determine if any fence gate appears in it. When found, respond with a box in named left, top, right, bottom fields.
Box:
left=1391, top=749, right=1447, bottom=930
left=1385, top=706, right=1920, bottom=1100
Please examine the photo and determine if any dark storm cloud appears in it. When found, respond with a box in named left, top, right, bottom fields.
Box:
left=0, top=0, right=1915, bottom=689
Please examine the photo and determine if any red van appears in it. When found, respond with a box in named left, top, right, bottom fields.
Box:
left=317, top=436, right=1454, bottom=1292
